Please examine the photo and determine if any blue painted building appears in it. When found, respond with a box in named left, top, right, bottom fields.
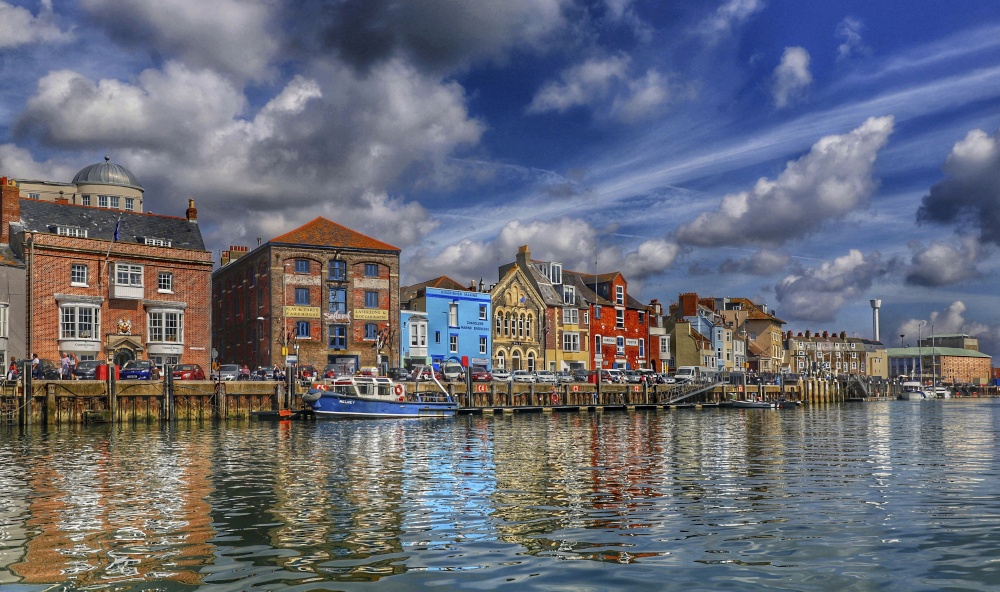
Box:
left=400, top=277, right=492, bottom=370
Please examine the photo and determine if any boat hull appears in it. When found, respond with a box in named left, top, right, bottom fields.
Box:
left=732, top=400, right=775, bottom=409
left=308, top=392, right=457, bottom=418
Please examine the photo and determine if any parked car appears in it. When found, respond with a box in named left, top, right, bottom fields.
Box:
left=414, top=367, right=443, bottom=381
left=511, top=370, right=536, bottom=383
left=214, top=364, right=240, bottom=381
left=572, top=369, right=592, bottom=383
left=119, top=360, right=155, bottom=380
left=387, top=367, right=411, bottom=381
left=32, top=359, right=61, bottom=380
left=492, top=369, right=511, bottom=382
left=657, top=373, right=676, bottom=384
left=73, top=360, right=106, bottom=380
left=172, top=364, right=206, bottom=380
left=555, top=371, right=574, bottom=384
left=623, top=370, right=643, bottom=384
left=534, top=370, right=558, bottom=384
left=470, top=366, right=493, bottom=382
left=441, top=363, right=465, bottom=382
left=602, top=369, right=625, bottom=383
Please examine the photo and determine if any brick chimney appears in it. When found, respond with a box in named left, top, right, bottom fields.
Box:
left=679, top=293, right=698, bottom=317
left=516, top=244, right=530, bottom=267
left=0, top=177, right=20, bottom=245
left=221, top=245, right=249, bottom=267
left=186, top=199, right=198, bottom=222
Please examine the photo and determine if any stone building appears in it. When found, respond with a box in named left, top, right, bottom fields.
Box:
left=212, top=217, right=400, bottom=375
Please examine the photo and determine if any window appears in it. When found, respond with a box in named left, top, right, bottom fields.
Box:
left=660, top=336, right=670, bottom=355
left=295, top=259, right=309, bottom=273
left=638, top=311, right=644, bottom=324
left=28, top=192, right=39, bottom=199
left=71, top=264, right=88, bottom=286
left=365, top=291, right=378, bottom=308
left=329, top=325, right=347, bottom=349
left=639, top=338, right=645, bottom=358
left=115, top=263, right=143, bottom=287
left=365, top=323, right=378, bottom=340
left=59, top=305, right=99, bottom=339
left=616, top=308, right=624, bottom=328
left=526, top=315, right=532, bottom=338
left=0, top=305, right=7, bottom=338
left=563, top=332, right=580, bottom=352
left=615, top=285, right=624, bottom=305
left=57, top=226, right=87, bottom=238
left=82, top=195, right=90, bottom=206
left=563, top=308, right=578, bottom=324
left=148, top=310, right=183, bottom=343
left=495, top=315, right=501, bottom=336
left=479, top=335, right=488, bottom=355
left=450, top=334, right=458, bottom=353
left=365, top=263, right=379, bottom=277
left=110, top=196, right=120, bottom=209
left=563, top=285, right=575, bottom=304
left=125, top=197, right=134, bottom=211
left=617, top=336, right=625, bottom=355
left=583, top=311, right=589, bottom=326
left=549, top=263, right=562, bottom=284
left=449, top=302, right=458, bottom=327
left=296, top=288, right=310, bottom=305
left=328, top=260, right=346, bottom=280
left=99, top=195, right=108, bottom=208
left=329, top=289, right=346, bottom=314
left=296, top=321, right=311, bottom=338
left=479, top=304, right=487, bottom=320
left=595, top=306, right=601, bottom=319
left=595, top=334, right=602, bottom=354
left=144, top=238, right=172, bottom=247
left=410, top=322, right=426, bottom=346
left=435, top=330, right=441, bottom=344
left=157, top=272, right=173, bottom=292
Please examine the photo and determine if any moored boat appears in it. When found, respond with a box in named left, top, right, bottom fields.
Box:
left=732, top=398, right=775, bottom=409
left=897, top=381, right=929, bottom=401
left=301, top=375, right=458, bottom=418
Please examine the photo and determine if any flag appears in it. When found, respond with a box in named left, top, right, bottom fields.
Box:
left=113, top=218, right=121, bottom=242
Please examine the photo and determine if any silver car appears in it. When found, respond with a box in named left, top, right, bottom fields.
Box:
left=216, top=364, right=240, bottom=381
left=534, top=370, right=558, bottom=384
left=511, top=370, right=535, bottom=383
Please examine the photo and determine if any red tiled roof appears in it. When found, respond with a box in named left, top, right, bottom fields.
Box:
left=270, top=217, right=400, bottom=251
left=402, top=276, right=469, bottom=292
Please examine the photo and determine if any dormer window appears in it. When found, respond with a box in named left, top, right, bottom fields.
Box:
left=56, top=226, right=88, bottom=238
left=550, top=263, right=562, bottom=285
left=144, top=237, right=172, bottom=247
left=563, top=285, right=575, bottom=304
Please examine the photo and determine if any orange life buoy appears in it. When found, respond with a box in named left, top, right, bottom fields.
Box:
left=315, top=384, right=327, bottom=391
left=550, top=392, right=559, bottom=404
left=397, top=395, right=405, bottom=402
left=394, top=384, right=404, bottom=396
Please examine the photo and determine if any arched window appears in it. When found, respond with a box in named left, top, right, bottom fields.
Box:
left=518, top=314, right=524, bottom=338
left=526, top=314, right=532, bottom=339
left=495, top=313, right=502, bottom=337
left=511, top=350, right=521, bottom=370
left=527, top=352, right=536, bottom=372
left=504, top=314, right=510, bottom=337
left=496, top=351, right=506, bottom=370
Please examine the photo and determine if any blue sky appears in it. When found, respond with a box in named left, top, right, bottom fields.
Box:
left=3, top=0, right=1000, bottom=355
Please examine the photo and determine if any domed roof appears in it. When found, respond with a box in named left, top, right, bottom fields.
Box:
left=72, top=156, right=143, bottom=190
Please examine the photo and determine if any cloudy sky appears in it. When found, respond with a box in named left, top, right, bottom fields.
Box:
left=4, top=0, right=1000, bottom=355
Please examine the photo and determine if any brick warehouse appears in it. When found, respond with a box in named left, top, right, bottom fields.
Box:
left=2, top=160, right=213, bottom=370
left=212, top=217, right=400, bottom=376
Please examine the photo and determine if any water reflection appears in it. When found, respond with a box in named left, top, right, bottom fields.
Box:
left=1, top=401, right=999, bottom=590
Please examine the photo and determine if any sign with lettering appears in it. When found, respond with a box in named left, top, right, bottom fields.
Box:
left=626, top=338, right=639, bottom=346
left=602, top=337, right=617, bottom=344
left=325, top=311, right=352, bottom=323
left=284, top=306, right=320, bottom=318
left=354, top=308, right=388, bottom=321
left=475, top=384, right=489, bottom=392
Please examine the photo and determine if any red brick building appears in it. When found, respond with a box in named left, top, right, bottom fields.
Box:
left=580, top=271, right=651, bottom=372
left=212, top=217, right=400, bottom=375
left=2, top=162, right=212, bottom=370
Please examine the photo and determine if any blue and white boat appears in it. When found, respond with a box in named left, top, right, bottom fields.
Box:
left=897, top=381, right=929, bottom=401
left=301, top=375, right=458, bottom=418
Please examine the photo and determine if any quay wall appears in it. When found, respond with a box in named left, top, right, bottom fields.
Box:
left=0, top=376, right=945, bottom=426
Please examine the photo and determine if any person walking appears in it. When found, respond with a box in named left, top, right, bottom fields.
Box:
left=69, top=353, right=79, bottom=379
left=60, top=352, right=71, bottom=380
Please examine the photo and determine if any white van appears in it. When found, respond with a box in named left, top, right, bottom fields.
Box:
left=674, top=366, right=715, bottom=383
left=441, top=363, right=466, bottom=382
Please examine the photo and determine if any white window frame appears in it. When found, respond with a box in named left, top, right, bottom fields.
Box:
left=0, top=305, right=8, bottom=338
left=59, top=304, right=100, bottom=340
left=71, top=264, right=88, bottom=287
left=144, top=237, right=172, bottom=247
left=157, top=271, right=173, bottom=293
left=479, top=335, right=488, bottom=355
left=125, top=197, right=134, bottom=211
left=449, top=334, right=458, bottom=353
left=57, top=226, right=88, bottom=238
left=563, top=285, right=575, bottom=304
left=615, top=285, right=624, bottom=305
left=660, top=336, right=670, bottom=355
left=148, top=309, right=184, bottom=343
left=563, top=332, right=580, bottom=352
left=563, top=307, right=578, bottom=325
left=615, top=308, right=624, bottom=328
left=479, top=304, right=487, bottom=320
left=449, top=302, right=458, bottom=327
left=112, top=262, right=144, bottom=299
left=99, top=195, right=109, bottom=208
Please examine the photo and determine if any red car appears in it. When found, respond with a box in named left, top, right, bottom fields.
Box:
left=470, top=366, right=493, bottom=382
left=172, top=364, right=206, bottom=380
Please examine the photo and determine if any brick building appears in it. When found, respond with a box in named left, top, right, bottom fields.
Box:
left=2, top=160, right=212, bottom=370
left=212, top=217, right=400, bottom=375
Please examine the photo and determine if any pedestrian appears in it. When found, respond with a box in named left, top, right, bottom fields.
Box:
left=69, top=353, right=79, bottom=379
left=31, top=353, right=40, bottom=379
left=60, top=352, right=71, bottom=380
left=6, top=359, right=17, bottom=381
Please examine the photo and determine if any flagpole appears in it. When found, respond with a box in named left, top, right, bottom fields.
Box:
left=101, top=214, right=123, bottom=287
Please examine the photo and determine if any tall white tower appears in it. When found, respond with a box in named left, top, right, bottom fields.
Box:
left=870, top=299, right=881, bottom=343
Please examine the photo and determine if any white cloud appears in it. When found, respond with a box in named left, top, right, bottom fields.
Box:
left=774, top=249, right=892, bottom=321
left=905, top=236, right=982, bottom=286
left=697, top=0, right=765, bottom=43
left=772, top=46, right=812, bottom=107
left=620, top=239, right=682, bottom=280
left=611, top=69, right=669, bottom=122
left=918, top=127, right=1000, bottom=246
left=0, top=1, right=72, bottom=48
left=836, top=17, right=868, bottom=61
left=897, top=301, right=990, bottom=343
left=79, top=0, right=279, bottom=82
left=528, top=55, right=631, bottom=114
left=674, top=116, right=893, bottom=247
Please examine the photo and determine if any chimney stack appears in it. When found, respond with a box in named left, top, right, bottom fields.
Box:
left=186, top=199, right=198, bottom=222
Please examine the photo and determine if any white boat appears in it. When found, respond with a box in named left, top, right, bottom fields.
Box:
left=732, top=398, right=775, bottom=409
left=933, top=386, right=952, bottom=399
left=897, top=381, right=929, bottom=401
left=301, top=374, right=457, bottom=418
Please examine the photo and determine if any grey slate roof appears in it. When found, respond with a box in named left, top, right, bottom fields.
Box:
left=18, top=199, right=206, bottom=251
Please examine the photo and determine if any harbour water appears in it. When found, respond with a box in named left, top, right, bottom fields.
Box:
left=2, top=400, right=1000, bottom=591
